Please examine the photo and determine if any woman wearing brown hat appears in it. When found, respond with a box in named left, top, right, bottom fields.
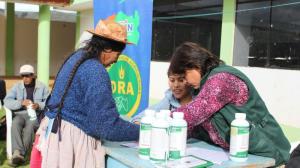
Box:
left=33, top=16, right=139, bottom=168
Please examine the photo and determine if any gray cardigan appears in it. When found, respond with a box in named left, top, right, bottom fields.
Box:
left=4, top=80, right=49, bottom=111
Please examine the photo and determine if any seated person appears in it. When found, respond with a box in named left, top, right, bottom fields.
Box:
left=4, top=64, right=49, bottom=166
left=0, top=79, right=6, bottom=106
left=132, top=68, right=195, bottom=123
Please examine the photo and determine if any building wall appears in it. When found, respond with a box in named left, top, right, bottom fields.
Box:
left=50, top=21, right=76, bottom=75
left=149, top=62, right=300, bottom=129
left=0, top=15, right=5, bottom=75
left=14, top=18, right=38, bottom=74
left=0, top=17, right=75, bottom=76
left=233, top=25, right=250, bottom=66
left=77, top=9, right=93, bottom=48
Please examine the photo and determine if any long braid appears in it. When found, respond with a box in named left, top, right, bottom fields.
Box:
left=49, top=35, right=125, bottom=140
left=53, top=37, right=104, bottom=140
left=55, top=53, right=95, bottom=140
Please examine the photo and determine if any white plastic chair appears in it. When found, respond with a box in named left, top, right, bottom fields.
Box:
left=4, top=106, right=13, bottom=159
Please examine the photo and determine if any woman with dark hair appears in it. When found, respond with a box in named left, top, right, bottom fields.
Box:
left=34, top=16, right=139, bottom=168
left=170, top=42, right=290, bottom=166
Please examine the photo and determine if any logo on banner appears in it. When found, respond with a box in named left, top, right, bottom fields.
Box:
left=108, top=55, right=142, bottom=117
left=115, top=11, right=140, bottom=45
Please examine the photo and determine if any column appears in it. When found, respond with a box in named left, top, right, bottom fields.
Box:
left=220, top=0, right=236, bottom=65
left=5, top=3, right=14, bottom=76
left=75, top=11, right=81, bottom=49
left=37, top=5, right=51, bottom=85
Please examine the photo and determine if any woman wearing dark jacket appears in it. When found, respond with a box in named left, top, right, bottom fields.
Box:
left=36, top=16, right=139, bottom=168
left=169, top=42, right=290, bottom=166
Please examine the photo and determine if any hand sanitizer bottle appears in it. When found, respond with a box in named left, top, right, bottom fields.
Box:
left=138, top=109, right=155, bottom=159
left=169, top=112, right=187, bottom=160
left=150, top=112, right=170, bottom=163
left=230, top=113, right=249, bottom=162
left=160, top=110, right=172, bottom=123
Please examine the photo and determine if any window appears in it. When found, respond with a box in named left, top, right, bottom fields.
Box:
left=234, top=0, right=300, bottom=69
left=152, top=0, right=223, bottom=61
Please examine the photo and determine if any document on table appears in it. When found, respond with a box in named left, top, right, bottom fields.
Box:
left=186, top=147, right=229, bottom=164
left=165, top=155, right=213, bottom=168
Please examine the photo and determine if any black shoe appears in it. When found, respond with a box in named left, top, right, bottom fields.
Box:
left=8, top=160, right=17, bottom=167
left=11, top=150, right=25, bottom=166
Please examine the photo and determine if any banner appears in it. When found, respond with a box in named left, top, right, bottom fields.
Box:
left=94, top=0, right=153, bottom=117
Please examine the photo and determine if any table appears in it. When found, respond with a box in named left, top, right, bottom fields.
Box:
left=104, top=139, right=275, bottom=168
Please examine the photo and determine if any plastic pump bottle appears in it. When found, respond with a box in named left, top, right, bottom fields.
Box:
left=169, top=112, right=187, bottom=160
left=230, top=113, right=249, bottom=162
left=150, top=112, right=170, bottom=163
left=138, top=109, right=155, bottom=159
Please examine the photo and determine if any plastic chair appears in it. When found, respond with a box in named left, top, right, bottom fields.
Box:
left=4, top=106, right=13, bottom=159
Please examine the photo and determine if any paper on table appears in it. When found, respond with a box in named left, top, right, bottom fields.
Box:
left=166, top=155, right=213, bottom=168
left=186, top=147, right=229, bottom=164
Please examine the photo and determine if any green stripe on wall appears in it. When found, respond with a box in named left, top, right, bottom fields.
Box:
left=5, top=3, right=14, bottom=76
left=220, top=0, right=236, bottom=65
left=280, top=124, right=300, bottom=142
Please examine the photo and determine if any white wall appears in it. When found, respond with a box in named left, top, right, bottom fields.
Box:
left=0, top=17, right=75, bottom=76
left=149, top=62, right=300, bottom=128
left=236, top=67, right=300, bottom=128
left=149, top=61, right=170, bottom=100
left=77, top=9, right=93, bottom=48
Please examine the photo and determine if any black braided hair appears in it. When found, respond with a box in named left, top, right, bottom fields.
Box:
left=47, top=35, right=126, bottom=139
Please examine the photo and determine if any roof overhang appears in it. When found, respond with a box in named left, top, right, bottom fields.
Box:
left=6, top=0, right=71, bottom=7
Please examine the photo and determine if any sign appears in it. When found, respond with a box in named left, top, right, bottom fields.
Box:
left=94, top=0, right=153, bottom=117
left=108, top=55, right=142, bottom=116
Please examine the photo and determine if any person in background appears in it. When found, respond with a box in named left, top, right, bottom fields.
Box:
left=36, top=16, right=139, bottom=168
left=169, top=42, right=290, bottom=166
left=4, top=64, right=49, bottom=167
left=0, top=79, right=7, bottom=141
left=0, top=79, right=6, bottom=106
left=132, top=68, right=194, bottom=123
left=286, top=144, right=300, bottom=168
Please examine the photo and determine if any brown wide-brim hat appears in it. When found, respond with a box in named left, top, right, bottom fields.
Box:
left=86, top=15, right=132, bottom=44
